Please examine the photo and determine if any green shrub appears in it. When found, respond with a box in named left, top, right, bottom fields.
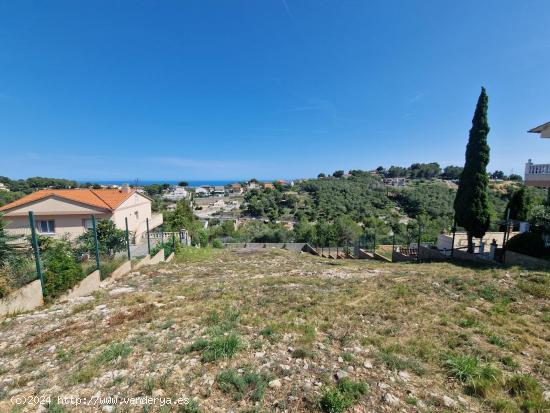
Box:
left=319, top=378, right=368, bottom=413
left=506, top=232, right=546, bottom=258
left=217, top=368, right=271, bottom=402
left=42, top=240, right=84, bottom=300
left=201, top=333, right=241, bottom=362
left=212, top=239, right=223, bottom=249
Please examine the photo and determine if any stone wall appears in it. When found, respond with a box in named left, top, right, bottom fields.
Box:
left=134, top=255, right=151, bottom=269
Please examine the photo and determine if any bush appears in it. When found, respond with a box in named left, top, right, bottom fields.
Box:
left=212, top=239, right=223, bottom=249
left=319, top=378, right=368, bottom=413
left=506, top=232, right=547, bottom=258
left=77, top=220, right=126, bottom=257
left=42, top=240, right=84, bottom=300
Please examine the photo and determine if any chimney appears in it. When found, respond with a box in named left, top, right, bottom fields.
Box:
left=121, top=183, right=130, bottom=193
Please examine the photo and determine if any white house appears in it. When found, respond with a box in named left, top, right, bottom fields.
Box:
left=525, top=121, right=550, bottom=202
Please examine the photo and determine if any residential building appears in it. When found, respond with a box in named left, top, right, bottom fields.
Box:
left=162, top=186, right=189, bottom=201
left=383, top=177, right=407, bottom=187
left=212, top=186, right=226, bottom=196
left=262, top=182, right=275, bottom=190
left=0, top=183, right=9, bottom=192
left=194, top=187, right=210, bottom=196
left=525, top=121, right=550, bottom=202
left=229, top=183, right=243, bottom=194
left=0, top=186, right=162, bottom=242
left=247, top=180, right=259, bottom=190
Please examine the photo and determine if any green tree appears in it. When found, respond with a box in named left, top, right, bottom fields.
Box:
left=77, top=219, right=126, bottom=257
left=333, top=170, right=345, bottom=178
left=0, top=215, right=14, bottom=267
left=42, top=240, right=84, bottom=299
left=506, top=187, right=530, bottom=221
left=178, top=181, right=189, bottom=187
left=334, top=215, right=362, bottom=245
left=441, top=165, right=463, bottom=180
left=454, top=87, right=491, bottom=252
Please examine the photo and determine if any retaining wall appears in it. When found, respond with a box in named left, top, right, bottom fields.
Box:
left=504, top=251, right=550, bottom=268
left=110, top=260, right=132, bottom=280
left=165, top=252, right=175, bottom=262
left=0, top=280, right=43, bottom=316
left=60, top=270, right=101, bottom=301
left=148, top=249, right=165, bottom=265
left=134, top=255, right=151, bottom=269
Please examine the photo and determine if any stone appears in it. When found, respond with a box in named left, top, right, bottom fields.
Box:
left=152, top=389, right=165, bottom=397
left=102, top=406, right=115, bottom=413
left=383, top=393, right=400, bottom=406
left=108, top=287, right=135, bottom=296
left=398, top=371, right=411, bottom=381
left=268, top=379, right=282, bottom=389
left=363, top=360, right=373, bottom=369
left=335, top=370, right=348, bottom=380
left=543, top=391, right=550, bottom=402
left=254, top=352, right=265, bottom=358
left=443, top=395, right=458, bottom=408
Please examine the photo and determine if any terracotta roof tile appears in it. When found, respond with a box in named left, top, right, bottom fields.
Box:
left=0, top=189, right=135, bottom=212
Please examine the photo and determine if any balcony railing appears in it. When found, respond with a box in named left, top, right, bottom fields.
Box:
left=525, top=161, right=550, bottom=188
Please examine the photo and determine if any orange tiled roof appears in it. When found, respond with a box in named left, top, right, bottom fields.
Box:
left=0, top=189, right=135, bottom=212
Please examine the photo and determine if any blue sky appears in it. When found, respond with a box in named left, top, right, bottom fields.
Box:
left=1, top=1, right=549, bottom=181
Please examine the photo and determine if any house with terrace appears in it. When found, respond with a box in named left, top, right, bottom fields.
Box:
left=525, top=121, right=550, bottom=202
left=0, top=185, right=163, bottom=243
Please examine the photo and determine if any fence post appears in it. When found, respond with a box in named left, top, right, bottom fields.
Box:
left=28, top=211, right=45, bottom=295
left=125, top=217, right=131, bottom=260
left=373, top=233, right=377, bottom=255
left=392, top=233, right=396, bottom=253
left=417, top=225, right=422, bottom=263
left=92, top=215, right=100, bottom=271
left=146, top=218, right=151, bottom=255
left=451, top=219, right=456, bottom=258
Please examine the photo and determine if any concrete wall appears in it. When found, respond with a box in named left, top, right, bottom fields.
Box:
left=59, top=270, right=101, bottom=300
left=504, top=251, right=550, bottom=268
left=111, top=192, right=153, bottom=239
left=0, top=280, right=43, bottom=316
left=437, top=232, right=518, bottom=251
left=165, top=252, right=175, bottom=262
left=224, top=242, right=307, bottom=252
left=110, top=260, right=132, bottom=280
left=418, top=246, right=449, bottom=261
left=148, top=249, right=165, bottom=265
left=134, top=255, right=151, bottom=269
left=5, top=213, right=111, bottom=239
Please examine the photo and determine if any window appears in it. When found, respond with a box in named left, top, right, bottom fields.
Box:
left=37, top=220, right=55, bottom=234
left=135, top=211, right=139, bottom=220
left=83, top=219, right=94, bottom=230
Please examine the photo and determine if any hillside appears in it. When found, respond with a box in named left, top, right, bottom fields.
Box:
left=1, top=249, right=549, bottom=412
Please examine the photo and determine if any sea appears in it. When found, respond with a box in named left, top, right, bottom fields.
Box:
left=77, top=179, right=245, bottom=188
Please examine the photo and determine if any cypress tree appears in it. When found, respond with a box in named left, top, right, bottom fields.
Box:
left=505, top=187, right=530, bottom=222
left=453, top=87, right=491, bottom=253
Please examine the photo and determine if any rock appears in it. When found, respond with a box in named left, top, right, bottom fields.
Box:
left=465, top=307, right=482, bottom=315
left=443, top=395, right=458, bottom=408
left=398, top=371, right=411, bottom=381
left=102, top=406, right=114, bottom=413
left=363, top=360, right=373, bottom=369
left=254, top=352, right=265, bottom=358
left=109, top=287, right=135, bottom=296
left=338, top=356, right=344, bottom=363
left=152, top=389, right=165, bottom=397
left=335, top=370, right=348, bottom=380
left=543, top=391, right=550, bottom=402
left=383, top=393, right=400, bottom=406
left=269, top=379, right=282, bottom=389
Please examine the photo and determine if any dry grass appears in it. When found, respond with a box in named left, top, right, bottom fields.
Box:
left=0, top=248, right=548, bottom=412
